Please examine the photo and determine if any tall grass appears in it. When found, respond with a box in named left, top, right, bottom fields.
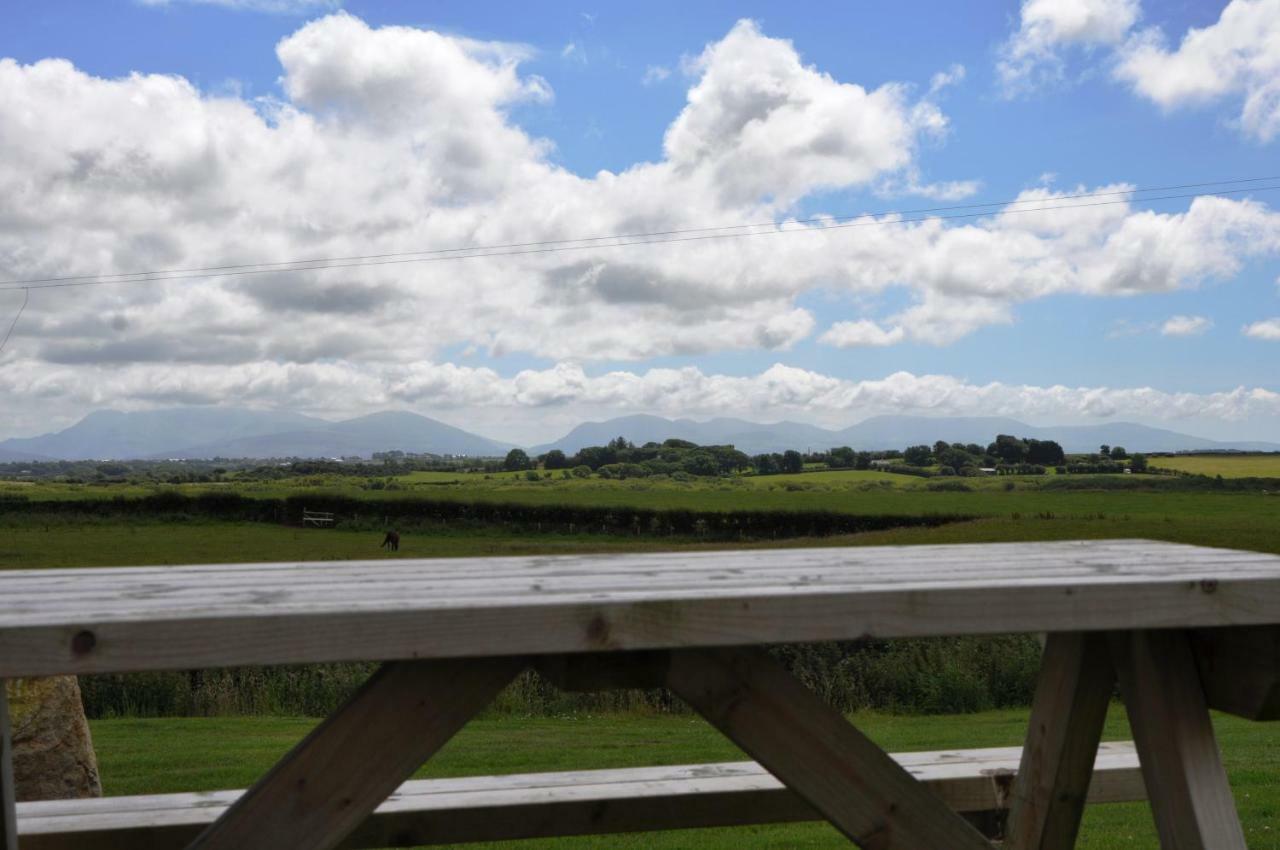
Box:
left=79, top=635, right=1043, bottom=719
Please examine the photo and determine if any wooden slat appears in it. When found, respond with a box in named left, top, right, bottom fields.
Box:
left=665, top=646, right=994, bottom=849
left=1, top=682, right=16, bottom=850
left=187, top=657, right=522, bottom=850
left=17, top=744, right=1146, bottom=850
left=1006, top=632, right=1116, bottom=850
left=1191, top=625, right=1280, bottom=720
left=2, top=541, right=1278, bottom=678
left=1111, top=630, right=1246, bottom=850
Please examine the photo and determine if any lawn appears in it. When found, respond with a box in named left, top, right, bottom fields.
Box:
left=1149, top=453, right=1280, bottom=478
left=88, top=707, right=1280, bottom=849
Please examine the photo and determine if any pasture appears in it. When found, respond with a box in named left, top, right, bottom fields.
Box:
left=1149, top=452, right=1280, bottom=478
left=89, top=707, right=1278, bottom=850
left=6, top=469, right=1280, bottom=848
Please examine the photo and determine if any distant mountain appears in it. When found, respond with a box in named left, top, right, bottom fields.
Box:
left=535, top=414, right=1280, bottom=456
left=0, top=409, right=510, bottom=460
left=5, top=408, right=1276, bottom=462
left=0, top=408, right=323, bottom=460
left=167, top=411, right=511, bottom=459
left=0, top=446, right=52, bottom=463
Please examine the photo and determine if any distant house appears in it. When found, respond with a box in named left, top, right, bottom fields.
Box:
left=978, top=467, right=997, bottom=475
left=870, top=459, right=893, bottom=468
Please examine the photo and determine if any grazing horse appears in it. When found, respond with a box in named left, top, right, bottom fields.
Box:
left=380, top=530, right=400, bottom=552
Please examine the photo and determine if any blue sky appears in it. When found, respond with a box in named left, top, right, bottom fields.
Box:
left=1, top=0, right=1278, bottom=442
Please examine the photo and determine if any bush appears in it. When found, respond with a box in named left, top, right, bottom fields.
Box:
left=524, top=470, right=542, bottom=482
left=571, top=465, right=592, bottom=478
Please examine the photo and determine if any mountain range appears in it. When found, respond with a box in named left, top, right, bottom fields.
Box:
left=0, top=409, right=511, bottom=461
left=1, top=408, right=1276, bottom=462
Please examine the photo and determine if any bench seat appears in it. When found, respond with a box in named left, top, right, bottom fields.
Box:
left=16, top=742, right=1144, bottom=849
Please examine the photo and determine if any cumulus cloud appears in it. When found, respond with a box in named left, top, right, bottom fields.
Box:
left=1, top=13, right=1279, bottom=430
left=1114, top=0, right=1280, bottom=141
left=5, top=357, right=1278, bottom=441
left=1243, top=318, right=1280, bottom=340
left=1160, top=315, right=1212, bottom=336
left=819, top=320, right=905, bottom=348
left=998, top=0, right=1140, bottom=94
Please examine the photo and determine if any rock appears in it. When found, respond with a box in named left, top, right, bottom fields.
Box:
left=5, top=677, right=102, bottom=801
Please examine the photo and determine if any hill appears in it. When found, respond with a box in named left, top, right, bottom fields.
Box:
left=538, top=414, right=1280, bottom=455
left=0, top=409, right=509, bottom=460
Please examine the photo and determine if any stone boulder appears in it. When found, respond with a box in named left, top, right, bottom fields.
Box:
left=5, top=677, right=102, bottom=801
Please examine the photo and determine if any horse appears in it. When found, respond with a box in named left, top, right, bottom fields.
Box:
left=380, top=530, right=400, bottom=552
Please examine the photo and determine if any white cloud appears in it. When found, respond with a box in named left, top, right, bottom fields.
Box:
left=1243, top=318, right=1280, bottom=340
left=1, top=13, right=1279, bottom=431
left=1114, top=0, right=1280, bottom=141
left=5, top=358, right=1278, bottom=442
left=642, top=65, right=671, bottom=85
left=819, top=320, right=906, bottom=348
left=137, top=0, right=339, bottom=12
left=663, top=19, right=949, bottom=206
left=929, top=63, right=966, bottom=94
left=560, top=42, right=586, bottom=64
left=1160, top=315, right=1212, bottom=336
left=998, top=0, right=1141, bottom=94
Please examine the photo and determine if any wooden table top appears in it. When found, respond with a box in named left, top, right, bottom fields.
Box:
left=1, top=539, right=1277, bottom=677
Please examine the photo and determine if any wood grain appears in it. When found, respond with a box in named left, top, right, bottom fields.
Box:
left=1111, top=630, right=1246, bottom=850
left=1, top=541, right=1277, bottom=678
left=187, top=657, right=522, bottom=850
left=1006, top=632, right=1116, bottom=850
left=0, top=683, right=16, bottom=850
left=665, top=646, right=995, bottom=849
left=16, top=744, right=1146, bottom=849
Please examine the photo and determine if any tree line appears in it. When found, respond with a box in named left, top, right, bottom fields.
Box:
left=503, top=434, right=1150, bottom=479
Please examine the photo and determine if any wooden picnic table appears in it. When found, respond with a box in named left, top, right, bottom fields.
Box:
left=1, top=538, right=1278, bottom=849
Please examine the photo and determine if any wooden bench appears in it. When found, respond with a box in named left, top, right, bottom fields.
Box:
left=16, top=743, right=1144, bottom=849
left=3, top=539, right=1278, bottom=849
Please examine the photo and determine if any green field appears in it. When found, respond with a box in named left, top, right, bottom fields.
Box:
left=8, top=471, right=1280, bottom=847
left=1150, top=453, right=1280, bottom=478
left=89, top=707, right=1278, bottom=849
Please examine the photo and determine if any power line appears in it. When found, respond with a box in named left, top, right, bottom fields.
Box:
left=0, top=288, right=29, bottom=356
left=5, top=174, right=1278, bottom=289
left=2, top=179, right=1279, bottom=293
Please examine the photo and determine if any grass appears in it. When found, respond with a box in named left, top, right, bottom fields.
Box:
left=89, top=707, right=1280, bottom=849
left=4, top=493, right=1280, bottom=570
left=1149, top=453, right=1280, bottom=478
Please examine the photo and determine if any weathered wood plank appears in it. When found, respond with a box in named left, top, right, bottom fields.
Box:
left=665, top=646, right=994, bottom=849
left=1111, top=630, right=1246, bottom=850
left=1191, top=625, right=1280, bottom=721
left=1, top=682, right=16, bottom=850
left=1006, top=632, right=1115, bottom=850
left=17, top=744, right=1146, bottom=850
left=3, top=541, right=1278, bottom=678
left=187, top=657, right=522, bottom=850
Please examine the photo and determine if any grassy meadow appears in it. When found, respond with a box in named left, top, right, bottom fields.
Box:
left=6, top=464, right=1280, bottom=847
left=90, top=707, right=1279, bottom=849
left=1149, top=452, right=1280, bottom=478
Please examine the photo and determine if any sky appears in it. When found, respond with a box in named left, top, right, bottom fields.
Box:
left=1, top=0, right=1279, bottom=444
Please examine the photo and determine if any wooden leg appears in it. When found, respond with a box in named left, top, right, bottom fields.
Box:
left=1110, top=630, right=1246, bottom=850
left=1, top=682, right=16, bottom=850
left=665, top=647, right=993, bottom=850
left=187, top=657, right=523, bottom=850
left=1006, top=632, right=1115, bottom=850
